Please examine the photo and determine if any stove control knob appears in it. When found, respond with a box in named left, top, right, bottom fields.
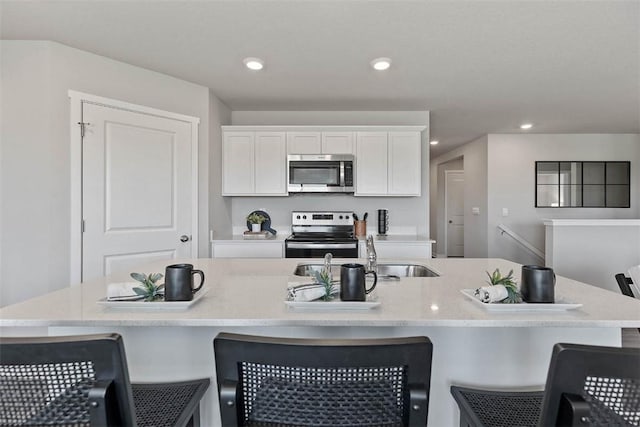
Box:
left=303, top=215, right=307, bottom=219
left=345, top=215, right=350, bottom=219
left=339, top=215, right=343, bottom=219
left=296, top=215, right=301, bottom=219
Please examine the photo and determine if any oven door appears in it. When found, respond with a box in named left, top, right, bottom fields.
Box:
left=285, top=241, right=358, bottom=258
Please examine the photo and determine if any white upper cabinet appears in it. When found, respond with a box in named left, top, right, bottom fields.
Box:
left=286, top=132, right=321, bottom=154
left=222, top=126, right=424, bottom=197
left=355, top=132, right=388, bottom=195
left=222, top=131, right=287, bottom=196
left=222, top=132, right=254, bottom=195
left=388, top=132, right=421, bottom=196
left=287, top=131, right=355, bottom=154
left=355, top=131, right=422, bottom=196
left=321, top=132, right=355, bottom=154
left=255, top=132, right=287, bottom=195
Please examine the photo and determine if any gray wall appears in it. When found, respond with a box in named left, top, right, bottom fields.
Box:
left=430, top=136, right=489, bottom=258
left=0, top=41, right=211, bottom=306
left=487, top=134, right=640, bottom=265
left=433, top=157, right=463, bottom=256
left=208, top=91, right=232, bottom=245
left=227, top=111, right=432, bottom=236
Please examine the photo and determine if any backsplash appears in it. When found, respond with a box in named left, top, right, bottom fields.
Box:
left=231, top=194, right=428, bottom=236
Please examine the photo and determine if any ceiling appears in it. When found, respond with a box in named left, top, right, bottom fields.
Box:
left=1, top=0, right=638, bottom=156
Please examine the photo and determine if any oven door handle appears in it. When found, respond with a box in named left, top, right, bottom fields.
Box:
left=286, top=242, right=357, bottom=250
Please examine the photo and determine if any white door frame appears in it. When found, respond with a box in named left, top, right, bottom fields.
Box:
left=68, top=90, right=200, bottom=284
left=444, top=169, right=464, bottom=257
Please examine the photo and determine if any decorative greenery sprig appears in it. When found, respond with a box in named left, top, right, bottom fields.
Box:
left=131, top=272, right=164, bottom=302
left=313, top=270, right=334, bottom=301
left=486, top=268, right=522, bottom=303
left=247, top=213, right=266, bottom=224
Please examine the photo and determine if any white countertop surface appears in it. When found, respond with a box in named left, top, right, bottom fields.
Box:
left=1, top=258, right=639, bottom=328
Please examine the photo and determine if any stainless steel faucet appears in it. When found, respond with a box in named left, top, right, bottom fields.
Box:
left=323, top=252, right=332, bottom=276
left=366, top=235, right=377, bottom=273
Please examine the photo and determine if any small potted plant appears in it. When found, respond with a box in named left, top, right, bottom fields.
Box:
left=130, top=272, right=164, bottom=302
left=247, top=212, right=266, bottom=232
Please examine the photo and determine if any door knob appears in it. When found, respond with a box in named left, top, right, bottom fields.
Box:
left=448, top=220, right=453, bottom=224
left=180, top=235, right=191, bottom=242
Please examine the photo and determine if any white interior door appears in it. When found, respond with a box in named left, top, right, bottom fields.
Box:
left=81, top=102, right=194, bottom=281
left=446, top=170, right=464, bottom=257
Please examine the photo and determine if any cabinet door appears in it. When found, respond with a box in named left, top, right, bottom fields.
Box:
left=355, top=132, right=388, bottom=195
left=388, top=132, right=421, bottom=196
left=212, top=242, right=283, bottom=258
left=255, top=132, right=287, bottom=195
left=321, top=132, right=355, bottom=154
left=222, top=132, right=254, bottom=195
left=286, top=132, right=321, bottom=154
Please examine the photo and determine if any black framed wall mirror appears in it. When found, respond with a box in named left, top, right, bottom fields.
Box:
left=535, top=161, right=630, bottom=208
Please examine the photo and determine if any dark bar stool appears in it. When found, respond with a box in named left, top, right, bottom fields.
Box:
left=0, top=333, right=209, bottom=427
left=214, top=333, right=433, bottom=426
left=451, top=343, right=640, bottom=427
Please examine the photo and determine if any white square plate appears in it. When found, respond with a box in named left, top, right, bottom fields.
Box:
left=460, top=289, right=582, bottom=311
left=97, top=289, right=208, bottom=310
left=285, top=295, right=380, bottom=310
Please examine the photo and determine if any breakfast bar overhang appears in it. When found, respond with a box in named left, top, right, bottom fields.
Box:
left=2, top=258, right=639, bottom=427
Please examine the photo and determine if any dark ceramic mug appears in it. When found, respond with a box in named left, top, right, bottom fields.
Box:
left=340, top=263, right=377, bottom=301
left=164, top=264, right=205, bottom=301
left=521, top=265, right=555, bottom=303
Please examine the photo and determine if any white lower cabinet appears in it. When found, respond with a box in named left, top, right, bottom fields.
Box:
left=359, top=241, right=432, bottom=259
left=211, top=241, right=284, bottom=258
left=355, top=131, right=421, bottom=196
left=222, top=131, right=287, bottom=196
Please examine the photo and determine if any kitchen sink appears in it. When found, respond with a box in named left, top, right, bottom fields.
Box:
left=292, top=263, right=439, bottom=278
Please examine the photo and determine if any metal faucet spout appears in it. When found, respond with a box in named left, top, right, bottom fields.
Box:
left=323, top=252, right=332, bottom=276
left=366, top=235, right=377, bottom=273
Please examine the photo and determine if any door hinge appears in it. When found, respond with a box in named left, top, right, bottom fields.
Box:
left=77, top=122, right=90, bottom=138
left=81, top=219, right=85, bottom=233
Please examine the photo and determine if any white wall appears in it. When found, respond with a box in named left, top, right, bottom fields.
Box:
left=0, top=41, right=211, bottom=307
left=430, top=136, right=489, bottom=257
left=228, top=111, right=432, bottom=236
left=487, top=134, right=640, bottom=266
left=431, top=133, right=640, bottom=265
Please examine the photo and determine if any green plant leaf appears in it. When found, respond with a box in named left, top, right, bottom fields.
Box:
left=148, top=273, right=163, bottom=283
left=130, top=272, right=146, bottom=283
left=133, top=287, right=146, bottom=296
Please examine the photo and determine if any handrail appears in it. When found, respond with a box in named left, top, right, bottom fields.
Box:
left=497, top=224, right=545, bottom=261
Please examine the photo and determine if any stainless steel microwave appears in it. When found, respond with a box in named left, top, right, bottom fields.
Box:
left=287, top=154, right=355, bottom=193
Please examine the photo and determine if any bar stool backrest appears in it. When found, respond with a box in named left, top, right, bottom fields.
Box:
left=539, top=343, right=640, bottom=426
left=0, top=333, right=136, bottom=427
left=214, top=333, right=433, bottom=426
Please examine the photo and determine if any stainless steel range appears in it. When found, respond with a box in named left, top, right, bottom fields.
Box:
left=285, top=211, right=359, bottom=258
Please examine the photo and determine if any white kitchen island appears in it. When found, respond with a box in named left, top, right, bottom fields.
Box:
left=2, top=258, right=639, bottom=427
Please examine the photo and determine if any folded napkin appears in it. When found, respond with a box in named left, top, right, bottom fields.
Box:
left=474, top=285, right=508, bottom=303
left=287, top=282, right=339, bottom=302
left=627, top=265, right=640, bottom=297
left=107, top=282, right=145, bottom=301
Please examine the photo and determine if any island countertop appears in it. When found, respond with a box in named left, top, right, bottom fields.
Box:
left=2, top=258, right=639, bottom=328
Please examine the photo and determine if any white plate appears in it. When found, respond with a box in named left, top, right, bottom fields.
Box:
left=285, top=296, right=380, bottom=310
left=460, top=289, right=582, bottom=311
left=97, top=289, right=208, bottom=309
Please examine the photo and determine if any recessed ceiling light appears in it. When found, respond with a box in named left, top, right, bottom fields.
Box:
left=430, top=140, right=439, bottom=145
left=371, top=57, right=391, bottom=71
left=520, top=123, right=533, bottom=130
left=243, top=57, right=264, bottom=71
